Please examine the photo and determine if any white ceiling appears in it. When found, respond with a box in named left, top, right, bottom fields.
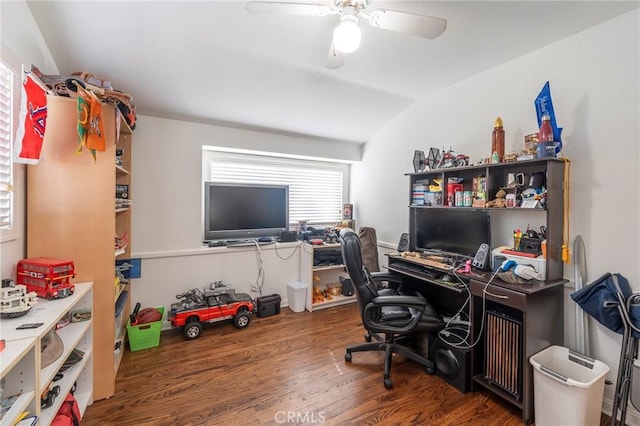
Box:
left=26, top=1, right=639, bottom=144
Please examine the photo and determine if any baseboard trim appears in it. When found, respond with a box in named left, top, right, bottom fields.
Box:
left=602, top=395, right=640, bottom=425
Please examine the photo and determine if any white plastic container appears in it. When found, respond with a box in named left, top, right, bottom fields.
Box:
left=530, top=345, right=610, bottom=426
left=287, top=281, right=307, bottom=313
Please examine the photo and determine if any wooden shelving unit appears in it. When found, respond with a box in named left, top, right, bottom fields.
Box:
left=26, top=96, right=133, bottom=401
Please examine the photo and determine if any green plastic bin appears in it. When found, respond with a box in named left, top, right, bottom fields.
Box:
left=127, top=307, right=164, bottom=351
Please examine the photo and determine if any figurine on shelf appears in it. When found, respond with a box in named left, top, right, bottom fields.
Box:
left=313, top=286, right=324, bottom=304
left=438, top=147, right=470, bottom=168
left=486, top=189, right=507, bottom=208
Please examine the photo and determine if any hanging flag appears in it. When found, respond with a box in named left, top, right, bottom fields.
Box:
left=85, top=88, right=105, bottom=152
left=14, top=67, right=48, bottom=164
left=75, top=84, right=90, bottom=157
left=75, top=84, right=105, bottom=162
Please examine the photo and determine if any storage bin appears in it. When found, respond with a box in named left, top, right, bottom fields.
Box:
left=530, top=345, right=609, bottom=426
left=256, top=294, right=281, bottom=318
left=287, top=281, right=307, bottom=313
left=127, top=307, right=164, bottom=351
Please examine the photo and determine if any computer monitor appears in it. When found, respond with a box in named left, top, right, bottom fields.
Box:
left=414, top=209, right=491, bottom=258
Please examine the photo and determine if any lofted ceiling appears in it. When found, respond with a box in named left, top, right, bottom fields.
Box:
left=26, top=1, right=639, bottom=144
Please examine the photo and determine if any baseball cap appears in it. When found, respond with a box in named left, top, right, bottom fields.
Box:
left=40, top=329, right=64, bottom=369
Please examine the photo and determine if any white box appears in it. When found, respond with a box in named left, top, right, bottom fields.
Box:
left=491, top=246, right=547, bottom=281
left=530, top=346, right=609, bottom=426
left=287, top=281, right=307, bottom=313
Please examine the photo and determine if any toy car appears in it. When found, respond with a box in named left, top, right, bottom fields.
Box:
left=169, top=282, right=255, bottom=340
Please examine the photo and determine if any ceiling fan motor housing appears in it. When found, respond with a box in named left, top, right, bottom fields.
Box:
left=333, top=0, right=370, bottom=11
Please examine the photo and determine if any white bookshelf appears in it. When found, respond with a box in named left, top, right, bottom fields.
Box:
left=0, top=282, right=93, bottom=425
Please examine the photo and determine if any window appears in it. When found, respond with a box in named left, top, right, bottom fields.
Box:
left=0, top=61, right=14, bottom=233
left=203, top=148, right=349, bottom=225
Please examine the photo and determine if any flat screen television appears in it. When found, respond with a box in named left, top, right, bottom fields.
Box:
left=203, top=182, right=289, bottom=241
left=414, top=209, right=491, bottom=258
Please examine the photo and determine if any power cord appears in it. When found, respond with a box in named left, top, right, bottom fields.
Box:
left=251, top=241, right=302, bottom=296
left=275, top=242, right=300, bottom=260
left=438, top=264, right=472, bottom=348
left=439, top=267, right=502, bottom=350
left=251, top=240, right=265, bottom=296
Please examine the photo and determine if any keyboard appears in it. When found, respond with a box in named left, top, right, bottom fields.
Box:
left=388, top=261, right=465, bottom=291
left=389, top=261, right=439, bottom=278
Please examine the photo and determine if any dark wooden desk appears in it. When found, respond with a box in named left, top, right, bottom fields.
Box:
left=387, top=253, right=566, bottom=424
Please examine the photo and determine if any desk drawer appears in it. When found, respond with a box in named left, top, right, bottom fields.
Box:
left=470, top=280, right=526, bottom=311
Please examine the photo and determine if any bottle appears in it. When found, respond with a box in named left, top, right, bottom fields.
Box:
left=491, top=117, right=505, bottom=163
left=538, top=114, right=554, bottom=142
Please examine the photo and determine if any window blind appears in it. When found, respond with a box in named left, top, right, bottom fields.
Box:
left=0, top=62, right=13, bottom=229
left=204, top=150, right=347, bottom=225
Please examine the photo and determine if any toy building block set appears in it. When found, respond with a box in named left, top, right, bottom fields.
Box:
left=16, top=257, right=76, bottom=300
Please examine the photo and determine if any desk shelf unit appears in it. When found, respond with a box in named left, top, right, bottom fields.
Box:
left=300, top=243, right=354, bottom=311
left=404, top=158, right=566, bottom=423
left=0, top=282, right=93, bottom=426
left=407, top=158, right=566, bottom=282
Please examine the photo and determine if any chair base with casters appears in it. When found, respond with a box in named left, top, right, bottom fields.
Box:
left=345, top=331, right=437, bottom=390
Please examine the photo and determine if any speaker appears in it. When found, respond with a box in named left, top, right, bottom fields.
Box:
left=431, top=331, right=472, bottom=393
left=397, top=233, right=410, bottom=252
left=472, top=243, right=490, bottom=270
left=339, top=277, right=354, bottom=296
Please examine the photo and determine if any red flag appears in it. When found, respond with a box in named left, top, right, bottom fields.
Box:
left=14, top=68, right=48, bottom=164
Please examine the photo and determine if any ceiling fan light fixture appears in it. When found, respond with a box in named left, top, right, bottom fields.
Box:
left=333, top=15, right=361, bottom=53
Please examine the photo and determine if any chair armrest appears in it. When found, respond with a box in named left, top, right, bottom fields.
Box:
left=370, top=272, right=403, bottom=285
left=363, top=296, right=427, bottom=334
left=371, top=295, right=426, bottom=309
left=370, top=271, right=403, bottom=293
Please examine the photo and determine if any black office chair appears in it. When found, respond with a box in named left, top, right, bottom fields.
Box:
left=340, top=228, right=444, bottom=389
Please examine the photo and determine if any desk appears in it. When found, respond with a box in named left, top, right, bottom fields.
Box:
left=387, top=253, right=565, bottom=424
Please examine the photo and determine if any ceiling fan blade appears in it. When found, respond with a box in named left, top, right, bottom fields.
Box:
left=325, top=41, right=345, bottom=69
left=245, top=1, right=333, bottom=16
left=367, top=9, right=447, bottom=39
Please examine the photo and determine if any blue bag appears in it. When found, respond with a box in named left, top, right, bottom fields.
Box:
left=571, top=273, right=640, bottom=338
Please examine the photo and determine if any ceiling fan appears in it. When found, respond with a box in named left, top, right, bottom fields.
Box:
left=245, top=0, right=447, bottom=69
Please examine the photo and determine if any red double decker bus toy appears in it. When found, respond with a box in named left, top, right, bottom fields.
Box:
left=17, top=257, right=76, bottom=300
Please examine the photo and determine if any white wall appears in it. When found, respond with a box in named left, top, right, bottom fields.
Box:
left=0, top=0, right=58, bottom=279
left=132, top=115, right=361, bottom=253
left=352, top=9, right=639, bottom=418
left=129, top=115, right=361, bottom=319
left=131, top=243, right=304, bottom=329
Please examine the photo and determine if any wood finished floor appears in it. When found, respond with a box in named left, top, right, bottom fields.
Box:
left=82, top=304, right=611, bottom=425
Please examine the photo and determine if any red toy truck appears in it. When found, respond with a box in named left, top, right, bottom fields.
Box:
left=169, top=282, right=254, bottom=339
left=17, top=257, right=76, bottom=300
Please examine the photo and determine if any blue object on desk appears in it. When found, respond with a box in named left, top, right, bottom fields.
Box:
left=500, top=260, right=517, bottom=272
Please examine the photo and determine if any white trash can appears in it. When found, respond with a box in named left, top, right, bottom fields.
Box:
left=287, top=281, right=307, bottom=313
left=530, top=345, right=610, bottom=426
